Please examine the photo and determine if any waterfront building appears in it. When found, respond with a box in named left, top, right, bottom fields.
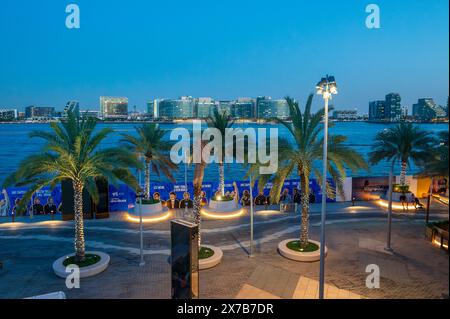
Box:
left=0, top=109, right=18, bottom=121
left=412, top=98, right=447, bottom=121
left=369, top=93, right=402, bottom=122
left=369, top=100, right=385, bottom=121
left=384, top=93, right=402, bottom=121
left=79, top=110, right=100, bottom=118
left=157, top=96, right=196, bottom=119
left=256, top=97, right=290, bottom=120
left=233, top=98, right=255, bottom=119
left=216, top=100, right=234, bottom=116
left=25, top=106, right=55, bottom=119
left=196, top=97, right=217, bottom=118
left=64, top=101, right=80, bottom=117
left=100, top=97, right=128, bottom=119
left=332, top=109, right=358, bottom=121
left=148, top=99, right=162, bottom=119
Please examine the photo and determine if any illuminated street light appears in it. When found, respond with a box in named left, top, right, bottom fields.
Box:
left=316, top=75, right=338, bottom=300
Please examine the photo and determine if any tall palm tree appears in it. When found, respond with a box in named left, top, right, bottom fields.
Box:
left=249, top=95, right=368, bottom=248
left=205, top=109, right=235, bottom=196
left=369, top=122, right=436, bottom=186
left=192, top=141, right=208, bottom=248
left=418, top=131, right=449, bottom=180
left=121, top=124, right=177, bottom=200
left=3, top=111, right=141, bottom=261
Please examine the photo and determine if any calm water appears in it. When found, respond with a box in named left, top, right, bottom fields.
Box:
left=0, top=122, right=447, bottom=185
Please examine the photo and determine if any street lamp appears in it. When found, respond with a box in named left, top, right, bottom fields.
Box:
left=316, top=75, right=337, bottom=299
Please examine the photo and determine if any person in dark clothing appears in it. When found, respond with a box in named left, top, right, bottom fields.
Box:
left=240, top=190, right=251, bottom=206
left=293, top=188, right=301, bottom=214
left=180, top=192, right=193, bottom=209
left=293, top=188, right=302, bottom=204
left=44, top=197, right=58, bottom=215
left=32, top=198, right=44, bottom=215
left=254, top=191, right=267, bottom=206
left=166, top=192, right=180, bottom=209
left=309, top=192, right=316, bottom=204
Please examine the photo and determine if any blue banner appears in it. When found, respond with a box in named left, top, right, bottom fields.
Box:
left=0, top=178, right=337, bottom=216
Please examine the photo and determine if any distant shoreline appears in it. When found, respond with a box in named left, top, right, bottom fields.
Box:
left=0, top=119, right=448, bottom=125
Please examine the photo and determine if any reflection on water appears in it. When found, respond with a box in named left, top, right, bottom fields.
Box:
left=0, top=122, right=447, bottom=185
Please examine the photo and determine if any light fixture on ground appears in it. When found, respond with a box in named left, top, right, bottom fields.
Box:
left=315, top=75, right=337, bottom=300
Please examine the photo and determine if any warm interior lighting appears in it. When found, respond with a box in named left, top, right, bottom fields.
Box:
left=126, top=211, right=171, bottom=223
left=201, top=209, right=245, bottom=219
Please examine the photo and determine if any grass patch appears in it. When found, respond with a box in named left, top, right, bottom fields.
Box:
left=63, top=254, right=101, bottom=268
left=212, top=195, right=234, bottom=202
left=286, top=240, right=319, bottom=253
left=199, top=247, right=215, bottom=259
left=140, top=198, right=160, bottom=205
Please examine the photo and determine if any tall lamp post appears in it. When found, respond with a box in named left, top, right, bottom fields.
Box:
left=385, top=160, right=395, bottom=252
left=138, top=165, right=145, bottom=267
left=316, top=75, right=338, bottom=299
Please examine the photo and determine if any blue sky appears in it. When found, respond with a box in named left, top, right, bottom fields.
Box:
left=0, top=0, right=448, bottom=113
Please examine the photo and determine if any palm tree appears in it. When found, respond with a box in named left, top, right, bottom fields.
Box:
left=418, top=131, right=449, bottom=180
left=205, top=109, right=235, bottom=196
left=418, top=131, right=449, bottom=223
left=3, top=111, right=141, bottom=261
left=249, top=95, right=368, bottom=248
left=192, top=141, right=208, bottom=248
left=121, top=124, right=177, bottom=200
left=369, top=122, right=436, bottom=186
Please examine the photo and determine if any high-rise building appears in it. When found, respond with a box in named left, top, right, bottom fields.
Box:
left=157, top=96, right=196, bottom=119
left=256, top=97, right=290, bottom=120
left=412, top=98, right=447, bottom=121
left=64, top=101, right=80, bottom=117
left=0, top=109, right=18, bottom=121
left=25, top=106, right=55, bottom=119
left=369, top=100, right=385, bottom=121
left=233, top=98, right=255, bottom=119
left=196, top=98, right=217, bottom=118
left=100, top=97, right=128, bottom=119
left=369, top=93, right=403, bottom=122
left=384, top=93, right=402, bottom=121
left=216, top=100, right=234, bottom=116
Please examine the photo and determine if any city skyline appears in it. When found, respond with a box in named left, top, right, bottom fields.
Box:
left=0, top=0, right=448, bottom=112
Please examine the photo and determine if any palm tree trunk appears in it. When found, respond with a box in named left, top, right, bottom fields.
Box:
left=219, top=163, right=225, bottom=196
left=193, top=163, right=206, bottom=249
left=73, top=180, right=85, bottom=262
left=400, top=161, right=407, bottom=185
left=145, top=161, right=150, bottom=199
left=300, top=174, right=310, bottom=248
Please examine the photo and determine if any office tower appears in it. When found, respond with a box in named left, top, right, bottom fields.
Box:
left=100, top=97, right=128, bottom=119
left=64, top=101, right=80, bottom=117
left=256, top=96, right=290, bottom=120
left=412, top=98, right=447, bottom=121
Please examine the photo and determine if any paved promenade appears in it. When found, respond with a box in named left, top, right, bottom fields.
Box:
left=0, top=201, right=448, bottom=299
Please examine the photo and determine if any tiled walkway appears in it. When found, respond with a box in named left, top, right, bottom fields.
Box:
left=235, top=264, right=364, bottom=299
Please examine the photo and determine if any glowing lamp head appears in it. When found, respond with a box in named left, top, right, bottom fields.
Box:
left=316, top=75, right=338, bottom=98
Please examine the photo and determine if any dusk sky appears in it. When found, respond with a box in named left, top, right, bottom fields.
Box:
left=0, top=0, right=448, bottom=113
